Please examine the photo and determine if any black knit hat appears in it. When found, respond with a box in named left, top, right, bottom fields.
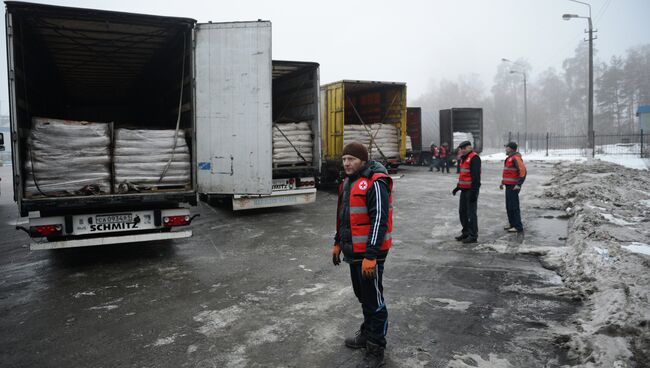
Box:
left=505, top=141, right=518, bottom=150
left=342, top=141, right=369, bottom=162
left=458, top=140, right=472, bottom=148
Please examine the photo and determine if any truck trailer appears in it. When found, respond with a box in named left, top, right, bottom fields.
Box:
left=5, top=2, right=316, bottom=248
left=320, top=80, right=407, bottom=182
left=405, top=107, right=426, bottom=165
left=194, top=24, right=320, bottom=211
left=439, top=108, right=484, bottom=153
left=199, top=59, right=320, bottom=211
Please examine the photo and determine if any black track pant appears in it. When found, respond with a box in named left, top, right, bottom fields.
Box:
left=459, top=189, right=479, bottom=238
left=505, top=185, right=523, bottom=231
left=349, top=262, right=388, bottom=347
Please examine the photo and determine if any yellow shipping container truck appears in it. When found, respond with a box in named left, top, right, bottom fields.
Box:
left=320, top=80, right=407, bottom=182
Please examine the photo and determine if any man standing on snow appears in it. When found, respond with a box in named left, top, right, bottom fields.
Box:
left=332, top=141, right=393, bottom=368
left=452, top=141, right=481, bottom=243
left=500, top=142, right=526, bottom=233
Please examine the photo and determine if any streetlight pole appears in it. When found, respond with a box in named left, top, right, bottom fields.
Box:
left=563, top=0, right=595, bottom=154
left=502, top=58, right=528, bottom=151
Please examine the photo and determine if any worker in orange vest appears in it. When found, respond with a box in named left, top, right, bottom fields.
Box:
left=452, top=141, right=481, bottom=243
left=332, top=141, right=393, bottom=368
left=500, top=142, right=526, bottom=232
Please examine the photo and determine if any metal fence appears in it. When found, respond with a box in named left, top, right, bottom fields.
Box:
left=504, top=130, right=649, bottom=158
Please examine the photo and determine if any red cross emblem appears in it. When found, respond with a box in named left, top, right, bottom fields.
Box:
left=358, top=180, right=368, bottom=190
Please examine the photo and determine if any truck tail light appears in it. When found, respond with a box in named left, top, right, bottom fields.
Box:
left=163, top=215, right=190, bottom=227
left=30, top=225, right=63, bottom=237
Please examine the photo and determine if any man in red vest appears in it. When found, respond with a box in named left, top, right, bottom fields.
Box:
left=438, top=142, right=450, bottom=173
left=452, top=140, right=481, bottom=243
left=500, top=142, right=526, bottom=232
left=429, top=143, right=440, bottom=172
left=332, top=141, right=393, bottom=368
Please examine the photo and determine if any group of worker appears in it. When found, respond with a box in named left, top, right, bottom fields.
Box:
left=428, top=142, right=454, bottom=173
left=330, top=139, right=527, bottom=367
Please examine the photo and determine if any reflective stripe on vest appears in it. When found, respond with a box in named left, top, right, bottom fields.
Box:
left=349, top=173, right=394, bottom=254
left=502, top=154, right=521, bottom=185
left=457, top=152, right=477, bottom=189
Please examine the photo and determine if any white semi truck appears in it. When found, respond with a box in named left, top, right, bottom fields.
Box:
left=5, top=2, right=319, bottom=249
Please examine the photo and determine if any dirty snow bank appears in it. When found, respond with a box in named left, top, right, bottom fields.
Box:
left=540, top=161, right=650, bottom=367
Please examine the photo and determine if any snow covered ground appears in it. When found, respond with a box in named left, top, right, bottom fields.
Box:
left=482, top=148, right=649, bottom=170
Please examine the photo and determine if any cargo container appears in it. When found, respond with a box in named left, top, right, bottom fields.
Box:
left=439, top=108, right=483, bottom=153
left=320, top=80, right=407, bottom=181
left=5, top=2, right=316, bottom=248
left=207, top=60, right=320, bottom=210
left=406, top=107, right=430, bottom=165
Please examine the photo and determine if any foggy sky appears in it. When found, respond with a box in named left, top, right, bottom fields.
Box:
left=0, top=0, right=648, bottom=112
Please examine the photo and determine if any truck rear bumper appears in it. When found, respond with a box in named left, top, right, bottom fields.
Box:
left=232, top=188, right=316, bottom=210
left=30, top=230, right=192, bottom=250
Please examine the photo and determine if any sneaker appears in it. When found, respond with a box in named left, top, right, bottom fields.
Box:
left=504, top=225, right=514, bottom=230
left=507, top=227, right=519, bottom=233
left=462, top=237, right=478, bottom=244
left=455, top=234, right=469, bottom=241
left=356, top=341, right=385, bottom=368
left=345, top=330, right=367, bottom=349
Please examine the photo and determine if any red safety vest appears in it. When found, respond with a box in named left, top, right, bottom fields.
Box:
left=502, top=153, right=521, bottom=185
left=348, top=173, right=393, bottom=254
left=457, top=151, right=478, bottom=189
left=439, top=146, right=448, bottom=158
left=433, top=146, right=439, bottom=157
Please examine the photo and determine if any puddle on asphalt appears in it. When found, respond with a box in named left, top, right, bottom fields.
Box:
left=527, top=211, right=569, bottom=247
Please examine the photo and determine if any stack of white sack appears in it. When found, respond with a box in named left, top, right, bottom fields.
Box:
left=344, top=124, right=399, bottom=159
left=453, top=131, right=474, bottom=149
left=24, top=117, right=111, bottom=197
left=114, top=129, right=191, bottom=189
left=272, top=122, right=313, bottom=165
left=405, top=136, right=413, bottom=152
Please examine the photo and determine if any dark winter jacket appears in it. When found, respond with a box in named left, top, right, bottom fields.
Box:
left=335, top=160, right=391, bottom=263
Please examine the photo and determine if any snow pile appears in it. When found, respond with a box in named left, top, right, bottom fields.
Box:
left=114, top=129, right=191, bottom=190
left=272, top=122, right=313, bottom=165
left=344, top=124, right=399, bottom=159
left=540, top=161, right=650, bottom=367
left=24, top=117, right=111, bottom=197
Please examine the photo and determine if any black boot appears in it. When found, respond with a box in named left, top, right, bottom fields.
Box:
left=455, top=234, right=468, bottom=241
left=344, top=329, right=367, bottom=349
left=356, top=341, right=385, bottom=368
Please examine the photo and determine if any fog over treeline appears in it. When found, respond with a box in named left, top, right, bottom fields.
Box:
left=415, top=42, right=650, bottom=149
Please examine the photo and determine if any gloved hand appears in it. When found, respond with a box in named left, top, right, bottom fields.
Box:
left=332, top=244, right=341, bottom=266
left=452, top=187, right=460, bottom=196
left=499, top=184, right=504, bottom=190
left=513, top=185, right=521, bottom=191
left=362, top=258, right=377, bottom=279
left=469, top=189, right=479, bottom=202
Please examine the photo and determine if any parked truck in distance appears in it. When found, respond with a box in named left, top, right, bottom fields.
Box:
left=320, top=80, right=407, bottom=182
left=439, top=108, right=484, bottom=154
left=405, top=107, right=427, bottom=165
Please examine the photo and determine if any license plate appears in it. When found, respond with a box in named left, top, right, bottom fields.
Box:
left=96, top=214, right=133, bottom=224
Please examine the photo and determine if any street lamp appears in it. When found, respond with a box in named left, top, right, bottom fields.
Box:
left=502, top=58, right=528, bottom=152
left=563, top=0, right=595, bottom=155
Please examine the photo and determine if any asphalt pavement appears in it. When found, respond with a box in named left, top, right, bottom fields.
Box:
left=0, top=162, right=577, bottom=367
